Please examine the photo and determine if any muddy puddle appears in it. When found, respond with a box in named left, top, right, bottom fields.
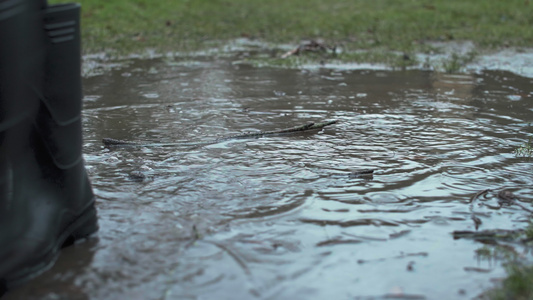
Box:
left=6, top=57, right=533, bottom=300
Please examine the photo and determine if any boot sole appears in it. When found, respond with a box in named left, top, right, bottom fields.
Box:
left=1, top=201, right=98, bottom=292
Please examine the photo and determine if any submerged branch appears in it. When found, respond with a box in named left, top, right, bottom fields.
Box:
left=469, top=189, right=491, bottom=230
left=466, top=188, right=533, bottom=232
left=103, top=120, right=337, bottom=148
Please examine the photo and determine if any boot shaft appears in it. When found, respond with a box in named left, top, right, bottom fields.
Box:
left=42, top=3, right=82, bottom=125
left=37, top=3, right=84, bottom=169
left=1, top=2, right=84, bottom=169
left=1, top=1, right=93, bottom=208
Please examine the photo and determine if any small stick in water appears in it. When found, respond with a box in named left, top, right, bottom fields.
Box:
left=102, top=120, right=337, bottom=148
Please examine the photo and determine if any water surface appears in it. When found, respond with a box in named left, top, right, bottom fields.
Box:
left=7, top=57, right=533, bottom=300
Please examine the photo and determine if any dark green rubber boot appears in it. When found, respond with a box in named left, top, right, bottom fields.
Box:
left=0, top=1, right=98, bottom=294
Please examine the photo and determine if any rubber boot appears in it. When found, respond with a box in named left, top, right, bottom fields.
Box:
left=0, top=1, right=98, bottom=294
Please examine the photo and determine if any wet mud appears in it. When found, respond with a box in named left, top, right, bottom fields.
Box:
left=5, top=57, right=533, bottom=299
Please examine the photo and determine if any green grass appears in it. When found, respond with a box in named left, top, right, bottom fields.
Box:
left=480, top=222, right=533, bottom=299
left=441, top=51, right=477, bottom=73
left=486, top=263, right=533, bottom=300
left=50, top=0, right=533, bottom=60
left=514, top=137, right=533, bottom=158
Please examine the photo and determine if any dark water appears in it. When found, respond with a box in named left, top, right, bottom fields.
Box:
left=6, top=57, right=533, bottom=300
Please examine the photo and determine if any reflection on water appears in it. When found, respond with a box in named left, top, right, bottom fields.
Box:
left=7, top=57, right=533, bottom=300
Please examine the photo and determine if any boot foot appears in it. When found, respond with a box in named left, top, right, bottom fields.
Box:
left=60, top=202, right=99, bottom=248
left=0, top=203, right=98, bottom=295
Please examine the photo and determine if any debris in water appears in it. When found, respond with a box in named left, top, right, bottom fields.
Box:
left=281, top=40, right=336, bottom=58
left=452, top=229, right=525, bottom=242
left=128, top=171, right=148, bottom=182
left=348, top=169, right=375, bottom=179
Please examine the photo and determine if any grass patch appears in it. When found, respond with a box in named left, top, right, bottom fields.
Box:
left=475, top=245, right=520, bottom=262
left=514, top=137, right=533, bottom=158
left=50, top=0, right=533, bottom=62
left=513, top=122, right=533, bottom=158
left=441, top=51, right=477, bottom=73
left=483, top=263, right=533, bottom=300
left=479, top=222, right=533, bottom=299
